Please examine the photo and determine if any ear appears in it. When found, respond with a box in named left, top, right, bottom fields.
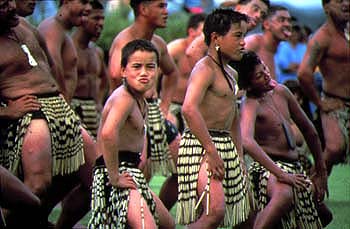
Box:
left=139, top=2, right=149, bottom=16
left=262, top=19, right=270, bottom=30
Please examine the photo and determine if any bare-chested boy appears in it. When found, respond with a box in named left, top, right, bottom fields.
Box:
left=244, top=5, right=292, bottom=79
left=71, top=0, right=108, bottom=138
left=176, top=8, right=251, bottom=228
left=166, top=13, right=206, bottom=134
left=88, top=39, right=175, bottom=228
left=237, top=51, right=330, bottom=228
left=108, top=0, right=181, bottom=210
left=0, top=0, right=96, bottom=227
left=298, top=0, right=350, bottom=174
left=185, top=0, right=270, bottom=68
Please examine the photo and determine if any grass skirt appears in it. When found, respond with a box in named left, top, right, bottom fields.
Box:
left=176, top=130, right=250, bottom=227
left=0, top=94, right=84, bottom=177
left=249, top=160, right=322, bottom=229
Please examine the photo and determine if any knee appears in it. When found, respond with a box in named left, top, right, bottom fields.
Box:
left=26, top=176, right=51, bottom=197
left=324, top=142, right=344, bottom=162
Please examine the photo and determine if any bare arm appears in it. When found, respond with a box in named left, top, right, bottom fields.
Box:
left=285, top=86, right=327, bottom=200
left=96, top=47, right=109, bottom=112
left=108, top=41, right=124, bottom=93
left=98, top=92, right=136, bottom=189
left=182, top=64, right=224, bottom=180
left=157, top=37, right=179, bottom=116
left=297, top=32, right=326, bottom=109
left=38, top=24, right=67, bottom=98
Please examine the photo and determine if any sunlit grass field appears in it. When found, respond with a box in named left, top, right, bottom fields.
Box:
left=50, top=165, right=350, bottom=228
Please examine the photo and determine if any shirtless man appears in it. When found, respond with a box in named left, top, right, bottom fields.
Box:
left=176, top=8, right=251, bottom=228
left=71, top=0, right=108, bottom=138
left=237, top=51, right=330, bottom=228
left=298, top=0, right=350, bottom=175
left=186, top=0, right=270, bottom=68
left=37, top=0, right=90, bottom=103
left=108, top=0, right=181, bottom=210
left=0, top=0, right=96, bottom=228
left=88, top=39, right=175, bottom=228
left=244, top=5, right=292, bottom=79
left=167, top=13, right=206, bottom=133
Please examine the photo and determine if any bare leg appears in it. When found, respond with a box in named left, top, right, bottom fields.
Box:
left=159, top=134, right=180, bottom=210
left=127, top=189, right=157, bottom=229
left=55, top=128, right=96, bottom=229
left=0, top=166, right=41, bottom=228
left=253, top=174, right=293, bottom=229
left=187, top=161, right=225, bottom=229
left=20, top=119, right=52, bottom=227
left=321, top=113, right=347, bottom=175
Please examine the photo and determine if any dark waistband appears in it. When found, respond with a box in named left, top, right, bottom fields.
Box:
left=171, top=101, right=183, bottom=106
left=95, top=151, right=141, bottom=168
left=269, top=154, right=298, bottom=163
left=73, top=96, right=94, bottom=101
left=146, top=98, right=158, bottom=103
left=184, top=128, right=231, bottom=137
left=323, top=91, right=350, bottom=102
left=34, top=91, right=60, bottom=98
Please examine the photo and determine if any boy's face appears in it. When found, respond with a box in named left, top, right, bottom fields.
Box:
left=143, top=0, right=168, bottom=28
left=82, top=8, right=104, bottom=41
left=265, top=10, right=292, bottom=41
left=249, top=61, right=276, bottom=93
left=122, top=50, right=157, bottom=94
left=218, top=21, right=247, bottom=61
left=237, top=0, right=268, bottom=31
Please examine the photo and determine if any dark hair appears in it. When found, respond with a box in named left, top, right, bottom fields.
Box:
left=203, top=8, right=248, bottom=46
left=121, top=39, right=159, bottom=68
left=90, top=0, right=104, bottom=10
left=231, top=51, right=262, bottom=89
left=59, top=0, right=89, bottom=7
left=187, top=13, right=206, bottom=34
left=129, top=0, right=151, bottom=16
left=265, top=5, right=289, bottom=20
left=322, top=0, right=331, bottom=6
left=239, top=0, right=270, bottom=8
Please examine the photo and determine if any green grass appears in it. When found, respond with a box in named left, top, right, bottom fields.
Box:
left=50, top=165, right=350, bottom=228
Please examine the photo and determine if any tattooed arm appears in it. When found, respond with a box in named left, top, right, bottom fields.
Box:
left=297, top=29, right=327, bottom=109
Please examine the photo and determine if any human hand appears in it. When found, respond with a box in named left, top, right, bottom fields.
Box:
left=108, top=171, right=137, bottom=189
left=277, top=172, right=310, bottom=190
left=206, top=151, right=225, bottom=181
left=311, top=171, right=328, bottom=202
left=6, top=95, right=41, bottom=119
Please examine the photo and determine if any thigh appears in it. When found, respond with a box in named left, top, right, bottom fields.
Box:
left=321, top=113, right=345, bottom=150
left=197, top=160, right=225, bottom=212
left=127, top=189, right=157, bottom=228
left=22, top=119, right=52, bottom=179
left=266, top=173, right=294, bottom=204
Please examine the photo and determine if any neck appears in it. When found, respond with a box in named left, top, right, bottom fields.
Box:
left=263, top=32, right=280, bottom=53
left=131, top=20, right=155, bottom=40
left=55, top=10, right=72, bottom=30
left=72, top=29, right=91, bottom=49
